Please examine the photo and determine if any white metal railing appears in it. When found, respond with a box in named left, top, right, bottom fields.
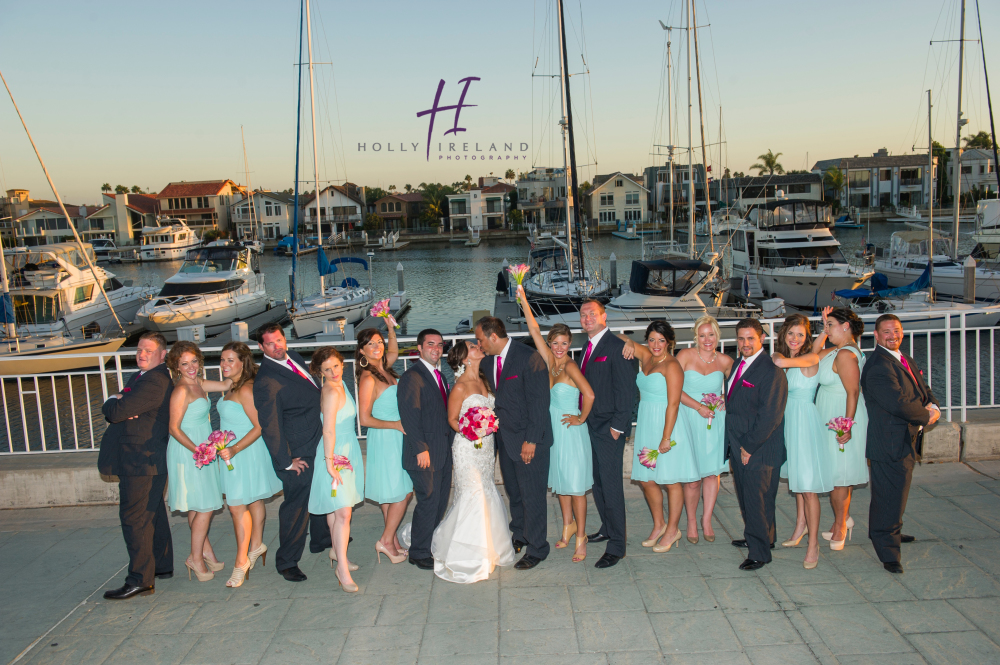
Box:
left=1, top=310, right=997, bottom=453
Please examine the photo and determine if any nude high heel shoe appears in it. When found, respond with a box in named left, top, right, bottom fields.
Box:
left=248, top=543, right=267, bottom=570
left=822, top=517, right=854, bottom=541
left=185, top=557, right=214, bottom=582
left=803, top=558, right=819, bottom=570
left=782, top=530, right=808, bottom=547
left=202, top=555, right=225, bottom=572
left=336, top=568, right=359, bottom=593
left=572, top=536, right=588, bottom=563
left=375, top=541, right=407, bottom=564
left=828, top=521, right=853, bottom=551
left=652, top=530, right=682, bottom=553
left=555, top=520, right=577, bottom=549
left=226, top=561, right=251, bottom=588
left=330, top=548, right=359, bottom=572
left=642, top=525, right=668, bottom=548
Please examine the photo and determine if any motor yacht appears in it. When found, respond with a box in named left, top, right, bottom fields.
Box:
left=872, top=230, right=1000, bottom=303
left=520, top=235, right=610, bottom=314
left=139, top=218, right=202, bottom=261
left=290, top=254, right=374, bottom=338
left=0, top=332, right=126, bottom=376
left=135, top=242, right=273, bottom=340
left=728, top=197, right=872, bottom=310
left=5, top=243, right=155, bottom=337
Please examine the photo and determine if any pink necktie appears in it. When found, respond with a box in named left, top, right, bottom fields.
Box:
left=727, top=359, right=745, bottom=400
left=434, top=369, right=448, bottom=405
left=580, top=341, right=594, bottom=374
left=496, top=356, right=503, bottom=386
left=287, top=359, right=312, bottom=384
left=899, top=355, right=917, bottom=383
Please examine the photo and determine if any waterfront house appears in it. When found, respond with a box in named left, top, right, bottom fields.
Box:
left=230, top=191, right=294, bottom=241
left=811, top=149, right=936, bottom=210
left=87, top=193, right=158, bottom=244
left=947, top=148, right=997, bottom=200
left=447, top=181, right=514, bottom=231
left=15, top=205, right=102, bottom=246
left=516, top=167, right=567, bottom=228
left=642, top=163, right=708, bottom=223
left=588, top=172, right=647, bottom=228
left=155, top=179, right=245, bottom=232
left=300, top=184, right=365, bottom=240
left=374, top=192, right=425, bottom=232
left=2, top=189, right=50, bottom=244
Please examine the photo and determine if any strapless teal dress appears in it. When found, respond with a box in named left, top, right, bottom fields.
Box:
left=309, top=389, right=365, bottom=513
left=815, top=347, right=869, bottom=487
left=779, top=368, right=833, bottom=494
left=547, top=383, right=593, bottom=496
left=677, top=370, right=728, bottom=478
left=166, top=397, right=222, bottom=512
left=630, top=371, right=699, bottom=484
left=217, top=399, right=282, bottom=505
left=364, top=385, right=413, bottom=504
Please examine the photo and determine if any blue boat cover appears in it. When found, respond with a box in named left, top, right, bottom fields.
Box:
left=834, top=264, right=930, bottom=299
left=317, top=251, right=368, bottom=278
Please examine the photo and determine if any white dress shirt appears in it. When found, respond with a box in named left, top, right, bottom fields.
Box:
left=728, top=346, right=765, bottom=393
left=266, top=353, right=317, bottom=388
left=495, top=338, right=512, bottom=384
left=420, top=357, right=442, bottom=377
left=587, top=326, right=610, bottom=352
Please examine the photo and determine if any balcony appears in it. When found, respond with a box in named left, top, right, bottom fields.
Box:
left=898, top=178, right=922, bottom=187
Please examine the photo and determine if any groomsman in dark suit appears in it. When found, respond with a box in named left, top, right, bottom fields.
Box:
left=477, top=317, right=553, bottom=569
left=725, top=319, right=788, bottom=571
left=578, top=300, right=636, bottom=569
left=860, top=314, right=940, bottom=574
left=397, top=329, right=452, bottom=570
left=254, top=324, right=329, bottom=582
left=99, top=332, right=174, bottom=600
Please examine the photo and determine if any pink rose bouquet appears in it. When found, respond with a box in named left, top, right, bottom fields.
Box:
left=207, top=430, right=237, bottom=470
left=826, top=417, right=855, bottom=452
left=370, top=299, right=399, bottom=329
left=700, top=393, right=725, bottom=430
left=329, top=454, right=353, bottom=497
left=459, top=405, right=499, bottom=449
left=192, top=442, right=217, bottom=469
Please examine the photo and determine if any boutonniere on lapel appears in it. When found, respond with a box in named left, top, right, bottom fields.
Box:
left=122, top=388, right=132, bottom=393
left=594, top=356, right=608, bottom=362
left=741, top=380, right=755, bottom=388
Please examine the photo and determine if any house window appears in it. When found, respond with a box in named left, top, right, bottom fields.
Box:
left=395, top=202, right=402, bottom=212
left=559, top=187, right=566, bottom=198
left=274, top=205, right=282, bottom=215
left=599, top=211, right=617, bottom=223
left=451, top=201, right=467, bottom=215
left=624, top=209, right=642, bottom=221
left=625, top=192, right=640, bottom=205
left=961, top=165, right=972, bottom=174
left=848, top=171, right=870, bottom=188
left=380, top=203, right=387, bottom=212
left=615, top=179, right=623, bottom=187
left=879, top=192, right=892, bottom=206
left=981, top=165, right=987, bottom=174
left=265, top=202, right=273, bottom=216
left=519, top=189, right=527, bottom=199
left=786, top=183, right=810, bottom=194
left=600, top=194, right=614, bottom=207
left=880, top=169, right=892, bottom=181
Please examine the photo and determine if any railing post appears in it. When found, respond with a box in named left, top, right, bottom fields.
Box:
left=945, top=314, right=952, bottom=422
left=960, top=312, right=967, bottom=423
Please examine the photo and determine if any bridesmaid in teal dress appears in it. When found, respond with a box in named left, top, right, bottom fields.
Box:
left=213, top=342, right=282, bottom=587
left=621, top=321, right=694, bottom=553
left=815, top=308, right=869, bottom=552
left=770, top=314, right=833, bottom=570
left=518, top=286, right=595, bottom=563
left=308, top=347, right=364, bottom=592
left=165, top=341, right=227, bottom=582
left=674, top=315, right=734, bottom=545
left=355, top=325, right=412, bottom=565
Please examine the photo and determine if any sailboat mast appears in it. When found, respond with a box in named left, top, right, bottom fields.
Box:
left=240, top=125, right=258, bottom=241
left=685, top=0, right=695, bottom=258
left=667, top=31, right=674, bottom=245
left=928, top=89, right=935, bottom=298
left=975, top=0, right=1000, bottom=194
left=0, top=229, right=14, bottom=339
left=305, top=0, right=322, bottom=257
left=951, top=0, right=966, bottom=259
left=691, top=0, right=713, bottom=253
left=290, top=0, right=305, bottom=306
left=556, top=0, right=574, bottom=282
left=557, top=0, right=585, bottom=278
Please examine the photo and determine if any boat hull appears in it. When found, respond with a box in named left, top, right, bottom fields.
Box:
left=0, top=337, right=126, bottom=376
left=730, top=267, right=870, bottom=309
left=291, top=300, right=371, bottom=338
left=140, top=241, right=201, bottom=262
left=136, top=294, right=271, bottom=340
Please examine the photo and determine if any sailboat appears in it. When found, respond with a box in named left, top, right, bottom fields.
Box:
left=287, top=0, right=374, bottom=338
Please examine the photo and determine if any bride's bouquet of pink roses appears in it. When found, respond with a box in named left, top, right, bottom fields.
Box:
left=826, top=417, right=855, bottom=452
left=459, top=405, right=499, bottom=449
left=328, top=454, right=354, bottom=497
left=699, top=393, right=725, bottom=430
left=370, top=299, right=399, bottom=329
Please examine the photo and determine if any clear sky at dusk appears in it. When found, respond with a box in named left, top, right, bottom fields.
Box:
left=0, top=0, right=996, bottom=203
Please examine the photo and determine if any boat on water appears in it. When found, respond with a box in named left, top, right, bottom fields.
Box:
left=90, top=238, right=118, bottom=262
left=4, top=243, right=155, bottom=336
left=291, top=253, right=374, bottom=338
left=710, top=208, right=745, bottom=236
left=0, top=332, right=126, bottom=376
left=728, top=197, right=872, bottom=310
left=971, top=199, right=1000, bottom=263
left=135, top=242, right=273, bottom=340
left=872, top=230, right=1000, bottom=302
left=521, top=234, right=610, bottom=314
left=139, top=218, right=202, bottom=261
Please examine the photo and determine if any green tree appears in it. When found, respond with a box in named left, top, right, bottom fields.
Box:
left=464, top=174, right=473, bottom=191
left=404, top=184, right=412, bottom=193
left=750, top=149, right=784, bottom=176
left=101, top=183, right=111, bottom=193
left=508, top=208, right=524, bottom=228
left=388, top=184, right=396, bottom=192
left=823, top=166, right=845, bottom=213
left=363, top=212, right=382, bottom=232
left=963, top=131, right=997, bottom=150
left=933, top=141, right=951, bottom=207
left=114, top=184, right=128, bottom=194
left=505, top=168, right=516, bottom=182
left=364, top=187, right=387, bottom=207
left=130, top=185, right=142, bottom=194
left=578, top=181, right=593, bottom=221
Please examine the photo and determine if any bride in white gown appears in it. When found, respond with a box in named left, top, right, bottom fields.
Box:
left=431, top=340, right=515, bottom=583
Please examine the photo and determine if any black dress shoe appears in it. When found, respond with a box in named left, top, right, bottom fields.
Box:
left=731, top=539, right=748, bottom=548
left=594, top=552, right=623, bottom=569
left=900, top=534, right=915, bottom=543
left=409, top=556, right=434, bottom=570
left=514, top=554, right=542, bottom=570
left=512, top=539, right=528, bottom=554
left=739, top=558, right=767, bottom=571
left=883, top=561, right=904, bottom=574
left=587, top=532, right=610, bottom=543
left=154, top=571, right=173, bottom=580
left=103, top=584, right=154, bottom=600
left=279, top=566, right=307, bottom=582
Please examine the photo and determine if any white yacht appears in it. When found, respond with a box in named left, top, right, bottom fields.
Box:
left=873, top=230, right=1000, bottom=303
left=971, top=199, right=1000, bottom=263
left=5, top=243, right=155, bottom=337
left=729, top=198, right=872, bottom=310
left=136, top=242, right=272, bottom=340
left=290, top=254, right=374, bottom=338
left=521, top=235, right=610, bottom=314
left=139, top=218, right=202, bottom=261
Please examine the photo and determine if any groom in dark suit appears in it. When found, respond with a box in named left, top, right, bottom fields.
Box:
left=477, top=317, right=552, bottom=569
left=578, top=300, right=636, bottom=569
left=861, top=314, right=940, bottom=574
left=99, top=331, right=174, bottom=600
left=725, top=319, right=788, bottom=571
left=397, top=329, right=452, bottom=570
left=254, top=323, right=329, bottom=582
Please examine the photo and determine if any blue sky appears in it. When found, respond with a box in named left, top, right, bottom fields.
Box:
left=0, top=0, right=996, bottom=203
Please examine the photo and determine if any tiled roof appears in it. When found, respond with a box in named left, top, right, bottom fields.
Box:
left=392, top=192, right=425, bottom=202
left=300, top=184, right=364, bottom=207
left=18, top=205, right=102, bottom=220
left=157, top=180, right=235, bottom=198
left=105, top=193, right=158, bottom=215
left=592, top=172, right=641, bottom=189
left=483, top=183, right=516, bottom=194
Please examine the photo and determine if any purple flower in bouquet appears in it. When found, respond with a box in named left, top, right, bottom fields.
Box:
left=826, top=417, right=855, bottom=452
left=206, top=430, right=237, bottom=470
left=329, top=454, right=354, bottom=497
left=193, top=442, right=217, bottom=469
left=638, top=440, right=676, bottom=469
left=370, top=299, right=399, bottom=329
left=507, top=263, right=530, bottom=303
left=700, top=393, right=725, bottom=430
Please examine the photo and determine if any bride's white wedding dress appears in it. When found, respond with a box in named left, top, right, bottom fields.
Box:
left=431, top=392, right=515, bottom=583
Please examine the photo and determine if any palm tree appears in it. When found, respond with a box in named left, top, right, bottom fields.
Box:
left=388, top=184, right=396, bottom=192
left=750, top=149, right=784, bottom=176
left=404, top=184, right=412, bottom=193
left=114, top=184, right=128, bottom=194
left=130, top=185, right=142, bottom=194
left=101, top=183, right=111, bottom=193
left=505, top=168, right=516, bottom=183
left=464, top=174, right=473, bottom=191
left=823, top=166, right=845, bottom=211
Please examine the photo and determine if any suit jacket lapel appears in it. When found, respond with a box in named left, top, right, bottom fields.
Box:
left=586, top=332, right=610, bottom=374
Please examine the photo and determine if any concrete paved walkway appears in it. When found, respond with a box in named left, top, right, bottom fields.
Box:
left=3, top=461, right=1000, bottom=665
